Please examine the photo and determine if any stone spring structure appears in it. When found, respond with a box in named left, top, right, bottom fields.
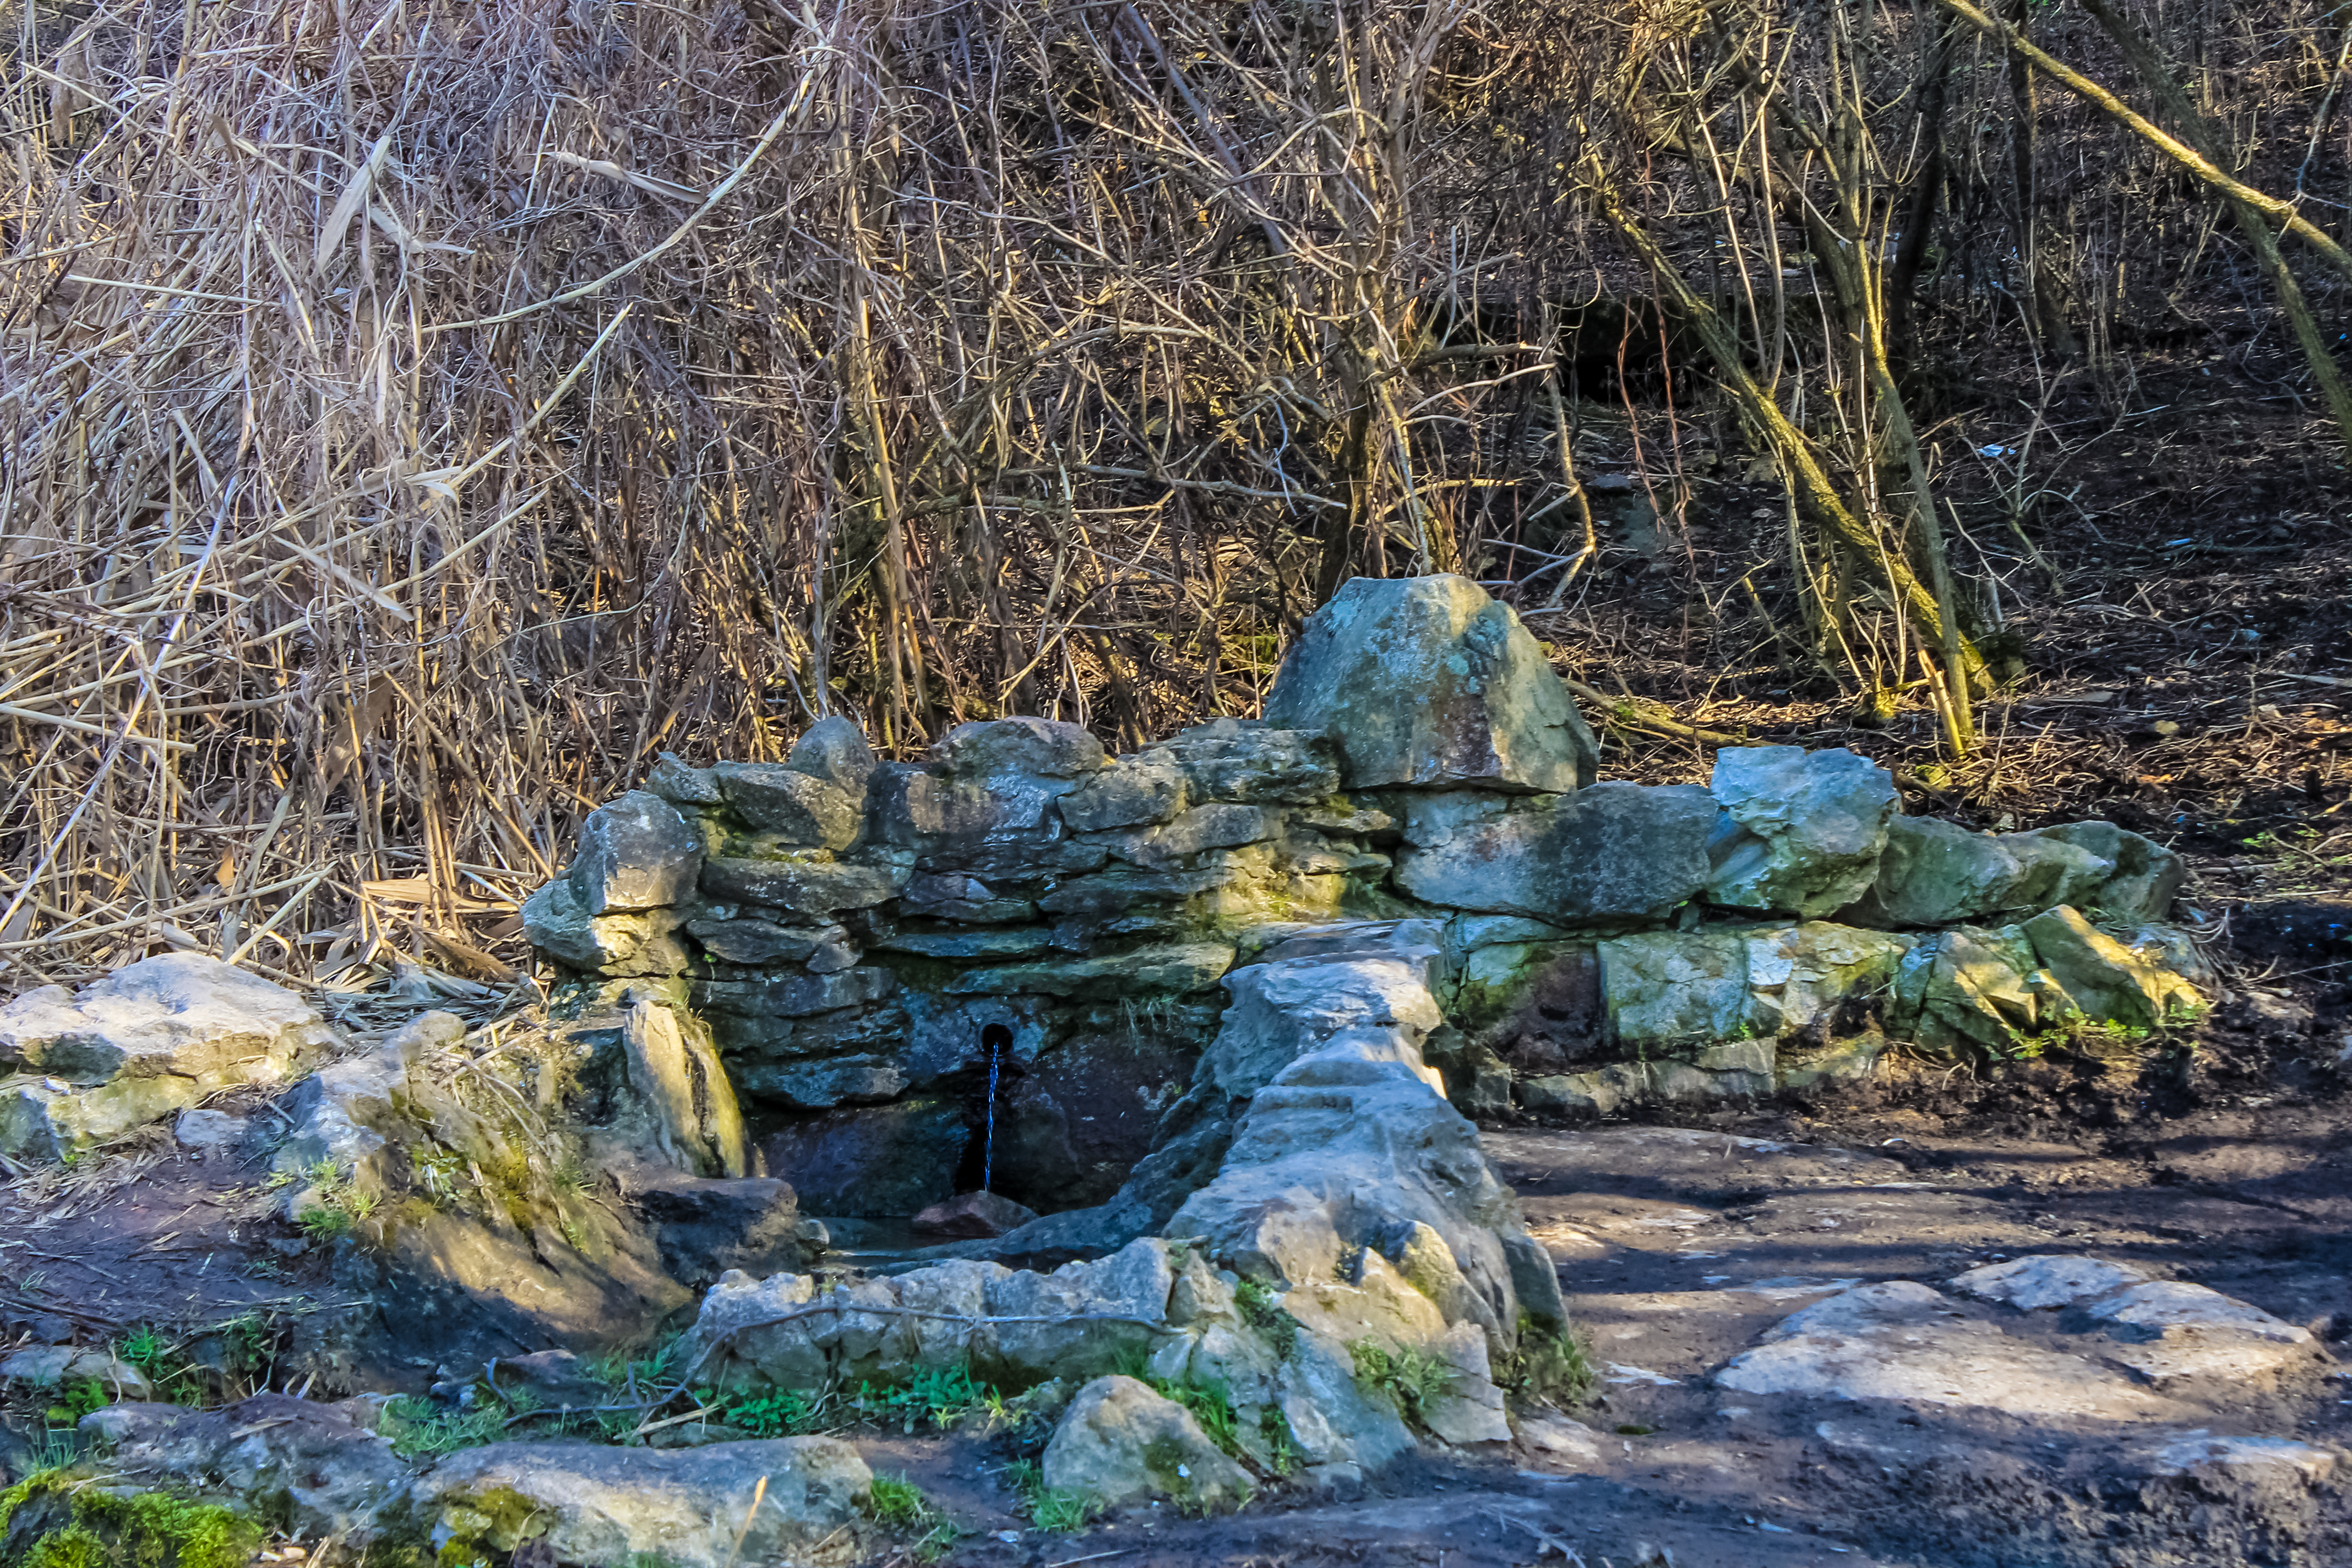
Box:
left=529, top=574, right=2207, bottom=1219
left=519, top=575, right=2208, bottom=1408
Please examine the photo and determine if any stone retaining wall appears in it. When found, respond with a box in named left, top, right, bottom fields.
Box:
left=523, top=574, right=2208, bottom=1219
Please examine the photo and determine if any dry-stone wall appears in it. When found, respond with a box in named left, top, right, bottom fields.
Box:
left=526, top=572, right=2207, bottom=1207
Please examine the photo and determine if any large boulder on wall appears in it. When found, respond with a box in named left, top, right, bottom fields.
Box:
left=1263, top=574, right=1598, bottom=793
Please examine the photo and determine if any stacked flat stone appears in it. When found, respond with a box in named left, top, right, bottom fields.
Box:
left=525, top=573, right=2202, bottom=1135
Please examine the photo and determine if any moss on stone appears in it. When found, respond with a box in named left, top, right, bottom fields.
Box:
left=0, top=1471, right=263, bottom=1568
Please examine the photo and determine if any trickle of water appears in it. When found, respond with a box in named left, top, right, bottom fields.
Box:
left=982, top=1027, right=1003, bottom=1193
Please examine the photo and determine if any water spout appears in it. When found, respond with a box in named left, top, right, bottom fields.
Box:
left=980, top=1023, right=1011, bottom=1193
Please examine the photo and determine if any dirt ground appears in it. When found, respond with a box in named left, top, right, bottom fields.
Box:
left=0, top=989, right=2343, bottom=1566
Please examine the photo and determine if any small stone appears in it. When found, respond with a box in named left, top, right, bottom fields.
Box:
left=174, top=1108, right=247, bottom=1150
left=1042, top=1375, right=1255, bottom=1513
left=569, top=791, right=705, bottom=914
left=646, top=752, right=724, bottom=807
left=712, top=764, right=862, bottom=850
left=912, top=1190, right=1040, bottom=1238
left=787, top=716, right=877, bottom=798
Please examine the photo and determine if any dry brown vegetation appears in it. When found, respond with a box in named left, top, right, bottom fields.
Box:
left=2, top=0, right=2348, bottom=991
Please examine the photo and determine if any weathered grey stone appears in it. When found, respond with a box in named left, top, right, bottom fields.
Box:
left=524, top=878, right=689, bottom=975
left=2081, top=1281, right=2318, bottom=1382
left=761, top=1100, right=967, bottom=1216
left=2021, top=820, right=2184, bottom=924
left=623, top=999, right=747, bottom=1179
left=1891, top=925, right=2071, bottom=1055
left=1263, top=575, right=1597, bottom=793
left=690, top=967, right=896, bottom=1018
left=1102, top=803, right=1276, bottom=871
left=788, top=715, right=878, bottom=797
left=1717, top=1282, right=2162, bottom=1419
left=869, top=765, right=1106, bottom=879
left=932, top=715, right=1108, bottom=780
left=1059, top=752, right=1190, bottom=833
left=1143, top=720, right=1342, bottom=805
left=1597, top=930, right=1754, bottom=1048
left=942, top=943, right=1235, bottom=998
left=712, top=763, right=862, bottom=850
left=685, top=1238, right=1179, bottom=1392
left=874, top=926, right=1057, bottom=960
left=1162, top=943, right=1538, bottom=1359
left=1282, top=1249, right=1510, bottom=1444
left=0, top=955, right=333, bottom=1157
left=5, top=1347, right=151, bottom=1399
left=2022, top=905, right=2206, bottom=1031
left=732, top=1052, right=906, bottom=1109
left=897, top=872, right=1038, bottom=925
left=1952, top=1254, right=2151, bottom=1311
left=699, top=853, right=907, bottom=916
left=1395, top=783, right=1714, bottom=923
left=646, top=750, right=725, bottom=807
left=83, top=1395, right=409, bottom=1544
left=685, top=916, right=851, bottom=967
left=173, top=1107, right=248, bottom=1150
left=1042, top=1376, right=1256, bottom=1512
left=570, top=791, right=705, bottom=914
left=1740, top=922, right=1914, bottom=1039
left=410, top=1438, right=871, bottom=1568
left=1705, top=746, right=1899, bottom=917
left=1847, top=816, right=2111, bottom=928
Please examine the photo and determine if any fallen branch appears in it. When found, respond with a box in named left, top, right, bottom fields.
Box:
left=1560, top=678, right=1746, bottom=747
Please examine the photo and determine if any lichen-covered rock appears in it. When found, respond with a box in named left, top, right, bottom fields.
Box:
left=685, top=915, right=855, bottom=967
left=0, top=954, right=334, bottom=1158
left=623, top=998, right=747, bottom=1178
left=1394, top=783, right=1715, bottom=923
left=1042, top=1375, right=1256, bottom=1513
left=570, top=790, right=705, bottom=914
left=1890, top=924, right=2072, bottom=1054
left=712, top=762, right=862, bottom=849
left=680, top=1238, right=1183, bottom=1392
left=2021, top=905, right=2204, bottom=1032
left=698, top=853, right=908, bottom=916
left=943, top=943, right=1235, bottom=999
left=1060, top=750, right=1191, bottom=833
left=410, top=1438, right=871, bottom=1568
left=1846, top=816, right=2110, bottom=928
left=1263, top=575, right=1597, bottom=793
left=81, top=1395, right=409, bottom=1544
left=1741, top=922, right=1914, bottom=1039
left=1705, top=746, right=1899, bottom=917
left=647, top=750, right=726, bottom=807
left=788, top=715, right=878, bottom=798
left=523, top=878, right=689, bottom=976
left=2020, top=820, right=2183, bottom=924
left=1160, top=939, right=1540, bottom=1360
left=1595, top=929, right=1753, bottom=1049
left=1142, top=720, right=1341, bottom=805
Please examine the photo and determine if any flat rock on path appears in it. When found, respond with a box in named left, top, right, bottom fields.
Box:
left=1475, top=1119, right=2351, bottom=1568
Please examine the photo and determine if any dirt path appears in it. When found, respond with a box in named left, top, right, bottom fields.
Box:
left=0, top=1039, right=2343, bottom=1566
left=925, top=1064, right=2349, bottom=1568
